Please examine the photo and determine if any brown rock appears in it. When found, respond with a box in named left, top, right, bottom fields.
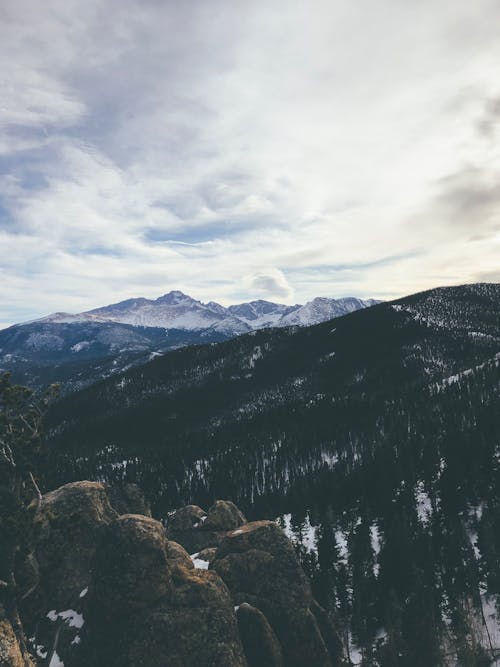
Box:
left=213, top=521, right=312, bottom=611
left=166, top=504, right=212, bottom=553
left=90, top=514, right=172, bottom=615
left=82, top=514, right=247, bottom=666
left=203, top=500, right=247, bottom=531
left=167, top=540, right=194, bottom=570
left=22, top=482, right=118, bottom=667
left=166, top=500, right=247, bottom=554
left=124, top=568, right=247, bottom=667
left=237, top=603, right=284, bottom=667
left=168, top=504, right=206, bottom=532
left=212, top=520, right=332, bottom=667
left=105, top=482, right=151, bottom=517
left=33, top=481, right=117, bottom=610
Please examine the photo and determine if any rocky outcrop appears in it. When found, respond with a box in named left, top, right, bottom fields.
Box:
left=211, top=520, right=334, bottom=667
left=166, top=503, right=343, bottom=667
left=80, top=513, right=247, bottom=666
left=167, top=500, right=246, bottom=553
left=15, top=488, right=342, bottom=666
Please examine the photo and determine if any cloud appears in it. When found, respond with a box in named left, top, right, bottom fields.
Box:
left=473, top=269, right=500, bottom=283
left=248, top=270, right=293, bottom=301
left=432, top=166, right=500, bottom=234
left=477, top=95, right=500, bottom=139
left=1, top=0, right=500, bottom=326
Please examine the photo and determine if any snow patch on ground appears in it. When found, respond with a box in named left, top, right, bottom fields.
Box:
left=320, top=450, right=339, bottom=467
left=415, top=481, right=433, bottom=524
left=49, top=651, right=64, bottom=667
left=349, top=643, right=363, bottom=665
left=71, top=341, right=90, bottom=352
left=335, top=530, right=349, bottom=564
left=190, top=553, right=209, bottom=569
left=47, top=608, right=84, bottom=628
left=247, top=346, right=263, bottom=368
left=370, top=523, right=381, bottom=576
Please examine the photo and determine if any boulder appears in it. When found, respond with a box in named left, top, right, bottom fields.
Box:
left=105, top=482, right=151, bottom=517
left=166, top=504, right=209, bottom=552
left=81, top=513, right=248, bottom=667
left=212, top=520, right=333, bottom=667
left=90, top=514, right=172, bottom=615
left=167, top=540, right=194, bottom=570
left=123, top=568, right=247, bottom=667
left=212, top=520, right=312, bottom=611
left=196, top=547, right=218, bottom=566
left=237, top=602, right=284, bottom=667
left=204, top=500, right=247, bottom=531
left=33, top=481, right=117, bottom=610
left=168, top=504, right=207, bottom=532
left=166, top=500, right=247, bottom=553
left=22, top=481, right=117, bottom=667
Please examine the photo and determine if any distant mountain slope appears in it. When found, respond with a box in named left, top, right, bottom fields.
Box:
left=0, top=321, right=232, bottom=394
left=0, top=290, right=378, bottom=392
left=43, top=282, right=500, bottom=664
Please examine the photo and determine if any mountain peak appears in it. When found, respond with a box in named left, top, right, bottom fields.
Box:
left=156, top=290, right=194, bottom=305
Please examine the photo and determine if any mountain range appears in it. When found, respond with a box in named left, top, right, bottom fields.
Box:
left=0, top=290, right=378, bottom=392
left=29, top=290, right=379, bottom=331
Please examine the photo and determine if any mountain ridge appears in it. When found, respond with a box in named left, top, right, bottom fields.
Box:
left=22, top=290, right=379, bottom=331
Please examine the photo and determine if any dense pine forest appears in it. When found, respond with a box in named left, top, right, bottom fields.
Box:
left=41, top=284, right=500, bottom=665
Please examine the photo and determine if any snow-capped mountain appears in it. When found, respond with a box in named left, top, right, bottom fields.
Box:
left=31, top=290, right=379, bottom=332
left=0, top=290, right=379, bottom=393
left=280, top=296, right=379, bottom=326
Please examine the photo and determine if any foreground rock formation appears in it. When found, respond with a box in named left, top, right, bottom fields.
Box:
left=80, top=513, right=246, bottom=666
left=1, top=482, right=343, bottom=666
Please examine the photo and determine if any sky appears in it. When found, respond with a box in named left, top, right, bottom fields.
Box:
left=1, top=0, right=499, bottom=328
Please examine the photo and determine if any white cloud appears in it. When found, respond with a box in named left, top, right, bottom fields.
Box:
left=247, top=270, right=294, bottom=301
left=1, top=0, right=500, bottom=326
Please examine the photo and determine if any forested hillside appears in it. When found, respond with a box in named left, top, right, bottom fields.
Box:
left=44, top=283, right=500, bottom=665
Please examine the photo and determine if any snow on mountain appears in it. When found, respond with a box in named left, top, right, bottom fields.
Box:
left=227, top=300, right=299, bottom=328
left=26, top=291, right=380, bottom=333
left=205, top=316, right=253, bottom=336
left=86, top=291, right=228, bottom=330
left=280, top=297, right=379, bottom=326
